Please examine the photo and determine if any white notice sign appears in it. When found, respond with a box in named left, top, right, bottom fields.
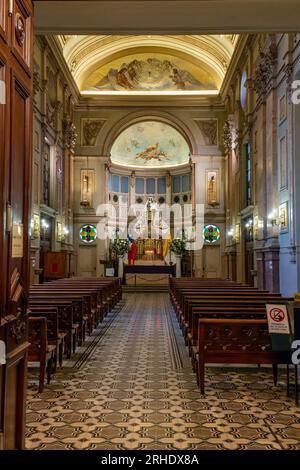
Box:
left=106, top=268, right=115, bottom=277
left=12, top=223, right=23, bottom=258
left=266, top=304, right=290, bottom=334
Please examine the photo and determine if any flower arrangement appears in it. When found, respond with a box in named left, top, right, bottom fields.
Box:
left=170, top=238, right=186, bottom=255
left=111, top=238, right=130, bottom=256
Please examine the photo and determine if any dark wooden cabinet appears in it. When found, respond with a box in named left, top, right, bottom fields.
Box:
left=0, top=0, right=33, bottom=450
left=44, top=251, right=74, bottom=280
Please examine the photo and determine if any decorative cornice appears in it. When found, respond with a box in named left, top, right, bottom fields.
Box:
left=284, top=62, right=294, bottom=98
left=253, top=43, right=277, bottom=101
left=46, top=100, right=62, bottom=126
left=63, top=116, right=77, bottom=151
left=223, top=120, right=233, bottom=155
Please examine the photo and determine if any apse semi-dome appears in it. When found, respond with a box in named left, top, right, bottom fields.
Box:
left=110, top=121, right=190, bottom=168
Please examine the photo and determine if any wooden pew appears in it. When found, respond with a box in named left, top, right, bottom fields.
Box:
left=170, top=278, right=293, bottom=394
left=28, top=317, right=58, bottom=393
left=197, top=318, right=290, bottom=394
left=180, top=293, right=287, bottom=330
left=187, top=306, right=267, bottom=355
left=30, top=289, right=88, bottom=341
left=28, top=299, right=75, bottom=358
left=29, top=307, right=66, bottom=368
left=46, top=278, right=121, bottom=319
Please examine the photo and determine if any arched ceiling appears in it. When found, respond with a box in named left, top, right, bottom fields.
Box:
left=57, top=35, right=238, bottom=96
left=110, top=120, right=190, bottom=169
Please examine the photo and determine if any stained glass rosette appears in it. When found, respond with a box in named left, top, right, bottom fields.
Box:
left=203, top=224, right=220, bottom=244
left=80, top=224, right=97, bottom=243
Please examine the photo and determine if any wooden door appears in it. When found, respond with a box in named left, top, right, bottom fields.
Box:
left=78, top=245, right=97, bottom=277
left=203, top=245, right=221, bottom=278
left=0, top=0, right=33, bottom=450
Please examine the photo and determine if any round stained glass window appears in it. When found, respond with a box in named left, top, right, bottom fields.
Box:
left=203, top=224, right=220, bottom=244
left=80, top=224, right=97, bottom=243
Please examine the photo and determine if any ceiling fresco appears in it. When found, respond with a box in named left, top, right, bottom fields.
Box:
left=84, top=54, right=217, bottom=93
left=110, top=121, right=190, bottom=168
left=57, top=35, right=238, bottom=96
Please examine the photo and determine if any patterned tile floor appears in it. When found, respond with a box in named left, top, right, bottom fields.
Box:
left=26, top=293, right=300, bottom=450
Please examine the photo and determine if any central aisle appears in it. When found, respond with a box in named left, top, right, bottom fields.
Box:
left=26, top=293, right=300, bottom=450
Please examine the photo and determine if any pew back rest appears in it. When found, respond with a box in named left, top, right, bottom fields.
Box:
left=29, top=310, right=58, bottom=341
left=198, top=318, right=272, bottom=354
left=28, top=317, right=48, bottom=359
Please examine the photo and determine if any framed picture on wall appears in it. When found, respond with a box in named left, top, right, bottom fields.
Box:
left=206, top=170, right=219, bottom=207
left=279, top=201, right=288, bottom=233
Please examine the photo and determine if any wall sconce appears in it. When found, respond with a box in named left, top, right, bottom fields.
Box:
left=41, top=219, right=49, bottom=229
left=245, top=219, right=253, bottom=230
left=41, top=218, right=50, bottom=239
left=30, top=218, right=34, bottom=239
left=63, top=226, right=69, bottom=241
left=245, top=218, right=253, bottom=242
left=268, top=209, right=279, bottom=227
left=227, top=228, right=234, bottom=237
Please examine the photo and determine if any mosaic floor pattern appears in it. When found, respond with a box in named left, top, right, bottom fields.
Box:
left=26, top=293, right=300, bottom=450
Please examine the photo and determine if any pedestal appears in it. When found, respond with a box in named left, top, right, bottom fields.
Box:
left=175, top=254, right=182, bottom=278
left=118, top=255, right=124, bottom=279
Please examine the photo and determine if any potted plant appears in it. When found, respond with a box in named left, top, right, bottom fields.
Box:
left=111, top=238, right=130, bottom=278
left=170, top=238, right=186, bottom=255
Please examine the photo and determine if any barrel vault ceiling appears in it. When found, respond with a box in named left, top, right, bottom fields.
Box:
left=56, top=35, right=239, bottom=97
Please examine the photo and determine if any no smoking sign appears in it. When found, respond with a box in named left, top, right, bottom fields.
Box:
left=266, top=304, right=290, bottom=334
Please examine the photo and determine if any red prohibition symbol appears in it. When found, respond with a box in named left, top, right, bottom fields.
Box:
left=269, top=307, right=285, bottom=323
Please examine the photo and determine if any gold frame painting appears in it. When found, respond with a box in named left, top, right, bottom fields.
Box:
left=206, top=170, right=219, bottom=207
left=279, top=202, right=288, bottom=233
left=33, top=213, right=40, bottom=238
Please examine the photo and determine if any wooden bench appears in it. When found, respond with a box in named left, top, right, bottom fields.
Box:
left=170, top=278, right=293, bottom=394
left=197, top=318, right=290, bottom=394
left=30, top=290, right=87, bottom=343
left=29, top=299, right=76, bottom=358
left=28, top=317, right=58, bottom=393
left=29, top=307, right=66, bottom=368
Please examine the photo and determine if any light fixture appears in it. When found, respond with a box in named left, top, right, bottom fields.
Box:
left=227, top=228, right=234, bottom=237
left=29, top=218, right=34, bottom=239
left=268, top=209, right=279, bottom=227
left=41, top=218, right=49, bottom=229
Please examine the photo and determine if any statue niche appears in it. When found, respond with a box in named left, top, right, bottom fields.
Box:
left=207, top=171, right=219, bottom=207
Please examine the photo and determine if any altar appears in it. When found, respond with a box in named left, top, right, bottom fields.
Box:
left=124, top=259, right=175, bottom=286
left=137, top=238, right=163, bottom=261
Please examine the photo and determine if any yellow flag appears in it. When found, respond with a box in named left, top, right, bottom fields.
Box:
left=163, top=235, right=172, bottom=258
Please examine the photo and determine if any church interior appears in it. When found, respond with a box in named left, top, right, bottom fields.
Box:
left=1, top=0, right=300, bottom=452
